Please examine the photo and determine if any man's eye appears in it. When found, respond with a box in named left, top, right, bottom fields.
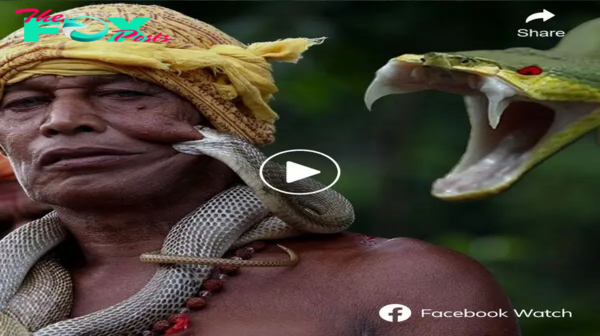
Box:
left=99, top=91, right=146, bottom=98
left=3, top=97, right=49, bottom=110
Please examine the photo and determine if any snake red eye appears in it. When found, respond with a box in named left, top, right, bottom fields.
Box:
left=516, top=65, right=543, bottom=76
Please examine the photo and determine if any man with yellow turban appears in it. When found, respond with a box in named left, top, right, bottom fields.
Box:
left=0, top=156, right=51, bottom=238
left=0, top=4, right=519, bottom=336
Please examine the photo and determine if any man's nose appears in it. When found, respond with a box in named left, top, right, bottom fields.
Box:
left=39, top=97, right=107, bottom=136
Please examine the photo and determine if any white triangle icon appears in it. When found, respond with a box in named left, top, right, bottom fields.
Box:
left=286, top=161, right=320, bottom=183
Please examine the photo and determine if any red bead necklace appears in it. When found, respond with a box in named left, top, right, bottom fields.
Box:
left=141, top=241, right=268, bottom=335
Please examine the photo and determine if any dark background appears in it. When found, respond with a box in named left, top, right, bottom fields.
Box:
left=1, top=1, right=599, bottom=335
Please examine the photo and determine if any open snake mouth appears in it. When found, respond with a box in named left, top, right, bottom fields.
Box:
left=365, top=59, right=600, bottom=200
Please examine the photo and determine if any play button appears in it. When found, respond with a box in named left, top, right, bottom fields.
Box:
left=259, top=149, right=341, bottom=195
left=286, top=161, right=320, bottom=183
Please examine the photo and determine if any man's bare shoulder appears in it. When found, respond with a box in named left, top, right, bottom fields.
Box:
left=280, top=232, right=521, bottom=336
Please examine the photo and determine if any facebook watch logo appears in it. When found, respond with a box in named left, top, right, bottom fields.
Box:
left=379, top=304, right=412, bottom=322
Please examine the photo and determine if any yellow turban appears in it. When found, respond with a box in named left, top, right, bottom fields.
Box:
left=0, top=4, right=324, bottom=145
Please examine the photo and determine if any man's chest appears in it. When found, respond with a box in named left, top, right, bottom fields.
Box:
left=172, top=280, right=364, bottom=336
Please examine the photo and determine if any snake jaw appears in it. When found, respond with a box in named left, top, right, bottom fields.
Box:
left=366, top=57, right=600, bottom=200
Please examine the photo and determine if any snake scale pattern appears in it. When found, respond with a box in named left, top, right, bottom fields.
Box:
left=0, top=126, right=355, bottom=335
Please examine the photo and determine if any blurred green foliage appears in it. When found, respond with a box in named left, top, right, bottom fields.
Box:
left=1, top=1, right=599, bottom=335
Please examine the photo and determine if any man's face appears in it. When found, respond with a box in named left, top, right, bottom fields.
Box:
left=0, top=75, right=205, bottom=207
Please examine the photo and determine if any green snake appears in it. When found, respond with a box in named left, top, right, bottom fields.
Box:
left=365, top=18, right=600, bottom=201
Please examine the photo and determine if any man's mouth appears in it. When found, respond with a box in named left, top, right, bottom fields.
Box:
left=39, top=147, right=138, bottom=169
left=365, top=59, right=600, bottom=200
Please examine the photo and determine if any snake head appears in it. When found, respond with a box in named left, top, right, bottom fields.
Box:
left=173, top=126, right=250, bottom=153
left=190, top=125, right=224, bottom=141
left=365, top=20, right=600, bottom=201
left=173, top=125, right=268, bottom=170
